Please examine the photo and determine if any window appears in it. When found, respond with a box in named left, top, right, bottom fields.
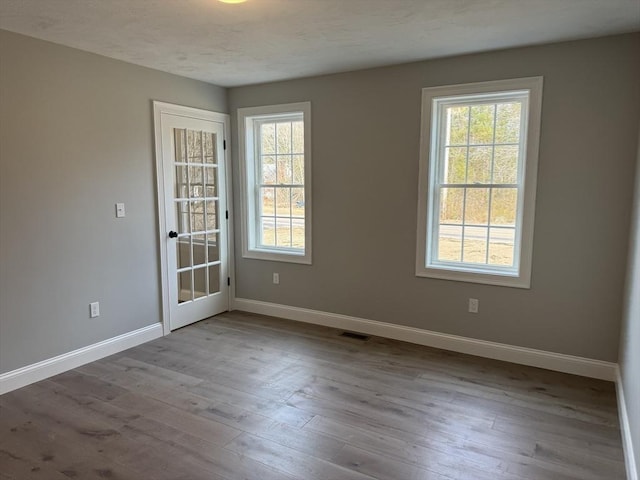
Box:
left=238, top=102, right=312, bottom=264
left=416, top=78, right=543, bottom=288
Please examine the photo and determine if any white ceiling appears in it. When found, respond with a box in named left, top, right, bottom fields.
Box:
left=1, top=0, right=638, bottom=87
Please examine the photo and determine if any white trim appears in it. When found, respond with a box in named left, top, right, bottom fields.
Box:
left=416, top=77, right=543, bottom=289
left=153, top=102, right=171, bottom=335
left=232, top=298, right=616, bottom=381
left=616, top=367, right=639, bottom=480
left=0, top=323, right=163, bottom=395
left=237, top=101, right=312, bottom=265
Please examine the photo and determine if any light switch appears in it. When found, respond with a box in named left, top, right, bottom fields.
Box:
left=115, top=203, right=126, bottom=218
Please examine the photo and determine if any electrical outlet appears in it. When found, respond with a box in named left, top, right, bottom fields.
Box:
left=90, top=302, right=100, bottom=318
left=468, top=298, right=479, bottom=314
left=273, top=273, right=280, bottom=285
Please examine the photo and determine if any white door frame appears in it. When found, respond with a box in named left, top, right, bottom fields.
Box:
left=153, top=101, right=235, bottom=335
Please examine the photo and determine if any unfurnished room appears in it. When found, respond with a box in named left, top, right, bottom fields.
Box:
left=0, top=1, right=639, bottom=479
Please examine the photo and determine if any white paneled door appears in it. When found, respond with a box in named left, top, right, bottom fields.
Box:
left=154, top=102, right=230, bottom=331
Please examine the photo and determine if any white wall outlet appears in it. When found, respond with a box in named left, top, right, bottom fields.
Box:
left=273, top=273, right=280, bottom=285
left=468, top=298, right=479, bottom=314
left=90, top=301, right=100, bottom=318
left=115, top=203, right=126, bottom=218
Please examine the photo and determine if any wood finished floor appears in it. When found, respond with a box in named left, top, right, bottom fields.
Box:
left=0, top=311, right=626, bottom=480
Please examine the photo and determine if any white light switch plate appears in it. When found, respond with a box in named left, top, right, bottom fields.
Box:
left=468, top=298, right=479, bottom=314
left=115, top=203, right=126, bottom=218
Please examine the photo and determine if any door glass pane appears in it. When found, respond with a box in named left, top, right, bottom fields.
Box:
left=193, top=267, right=206, bottom=299
left=175, top=165, right=188, bottom=198
left=207, top=233, right=220, bottom=262
left=191, top=201, right=205, bottom=232
left=204, top=132, right=217, bottom=164
left=188, top=130, right=203, bottom=163
left=176, top=201, right=190, bottom=234
left=204, top=167, right=217, bottom=197
left=208, top=264, right=220, bottom=295
left=189, top=166, right=203, bottom=198
left=192, top=234, right=206, bottom=266
left=178, top=271, right=192, bottom=303
left=206, top=200, right=218, bottom=231
left=174, top=129, right=187, bottom=162
left=177, top=238, right=191, bottom=269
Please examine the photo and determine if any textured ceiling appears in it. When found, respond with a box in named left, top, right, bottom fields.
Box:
left=1, top=0, right=638, bottom=87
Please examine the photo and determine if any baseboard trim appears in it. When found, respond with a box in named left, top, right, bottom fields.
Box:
left=232, top=298, right=617, bottom=381
left=616, top=367, right=639, bottom=480
left=0, top=323, right=163, bottom=395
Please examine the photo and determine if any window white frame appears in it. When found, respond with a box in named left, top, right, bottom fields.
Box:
left=238, top=102, right=312, bottom=264
left=416, top=77, right=543, bottom=288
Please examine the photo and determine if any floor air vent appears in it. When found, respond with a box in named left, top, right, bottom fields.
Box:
left=340, top=331, right=370, bottom=341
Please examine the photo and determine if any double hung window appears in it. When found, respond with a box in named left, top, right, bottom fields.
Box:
left=416, top=78, right=543, bottom=287
left=238, top=102, right=312, bottom=264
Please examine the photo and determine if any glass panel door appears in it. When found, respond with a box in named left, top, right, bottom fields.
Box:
left=156, top=104, right=229, bottom=332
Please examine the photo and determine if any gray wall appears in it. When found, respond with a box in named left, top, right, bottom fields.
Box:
left=229, top=33, right=640, bottom=361
left=619, top=126, right=640, bottom=475
left=0, top=30, right=227, bottom=373
left=2, top=29, right=638, bottom=376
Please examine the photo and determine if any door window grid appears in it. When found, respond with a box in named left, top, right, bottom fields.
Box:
left=173, top=128, right=222, bottom=303
left=255, top=118, right=305, bottom=251
left=432, top=97, right=526, bottom=270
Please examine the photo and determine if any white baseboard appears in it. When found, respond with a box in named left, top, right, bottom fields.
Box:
left=232, top=298, right=617, bottom=381
left=616, top=367, right=639, bottom=480
left=0, top=323, right=163, bottom=395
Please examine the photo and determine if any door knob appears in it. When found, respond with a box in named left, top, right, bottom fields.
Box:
left=168, top=231, right=178, bottom=238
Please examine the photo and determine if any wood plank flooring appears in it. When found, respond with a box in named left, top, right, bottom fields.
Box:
left=0, top=311, right=626, bottom=479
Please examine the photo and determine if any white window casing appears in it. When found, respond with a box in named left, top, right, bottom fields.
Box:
left=238, top=102, right=312, bottom=264
left=416, top=77, right=543, bottom=288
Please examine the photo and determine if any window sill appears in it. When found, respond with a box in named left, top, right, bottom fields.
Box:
left=416, top=266, right=530, bottom=288
left=243, top=248, right=311, bottom=265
